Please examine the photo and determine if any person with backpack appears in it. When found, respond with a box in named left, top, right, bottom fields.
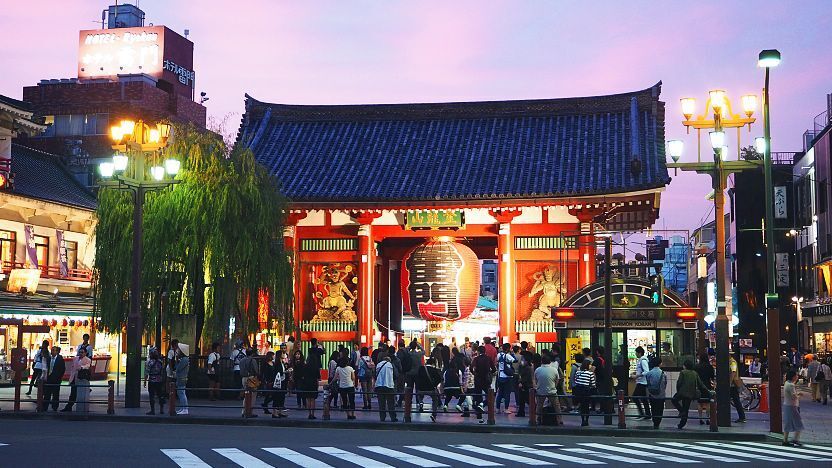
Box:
left=374, top=351, right=397, bottom=422
left=644, top=356, right=667, bottom=429
left=815, top=358, right=830, bottom=405
left=144, top=348, right=166, bottom=415
left=495, top=343, right=517, bottom=414
left=206, top=342, right=221, bottom=401
left=572, top=360, right=597, bottom=426
left=357, top=346, right=375, bottom=410
left=230, top=340, right=246, bottom=399
left=632, top=346, right=652, bottom=420
left=416, top=357, right=443, bottom=422
left=569, top=353, right=585, bottom=411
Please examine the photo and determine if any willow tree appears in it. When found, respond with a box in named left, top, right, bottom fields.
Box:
left=94, top=124, right=293, bottom=350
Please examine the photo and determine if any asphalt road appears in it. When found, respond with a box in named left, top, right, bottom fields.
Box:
left=1, top=420, right=831, bottom=467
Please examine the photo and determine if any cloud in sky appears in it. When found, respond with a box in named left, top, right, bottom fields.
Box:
left=1, top=0, right=831, bottom=232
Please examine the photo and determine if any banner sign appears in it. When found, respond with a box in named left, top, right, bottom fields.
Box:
left=56, top=229, right=68, bottom=277
left=7, top=268, right=41, bottom=293
left=775, top=253, right=789, bottom=287
left=593, top=319, right=656, bottom=329
left=774, top=186, right=787, bottom=219
left=405, top=210, right=464, bottom=230
left=24, top=225, right=37, bottom=269
left=565, top=337, right=582, bottom=393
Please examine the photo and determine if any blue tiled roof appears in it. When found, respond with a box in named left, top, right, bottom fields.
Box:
left=238, top=83, right=669, bottom=203
left=10, top=144, right=97, bottom=210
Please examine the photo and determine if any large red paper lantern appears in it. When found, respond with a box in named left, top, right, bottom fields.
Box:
left=401, top=238, right=480, bottom=321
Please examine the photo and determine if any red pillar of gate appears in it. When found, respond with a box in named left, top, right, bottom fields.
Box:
left=572, top=208, right=599, bottom=289
left=490, top=209, right=520, bottom=344
left=284, top=211, right=307, bottom=342
left=354, top=212, right=382, bottom=347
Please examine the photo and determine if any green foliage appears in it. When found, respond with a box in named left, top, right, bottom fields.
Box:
left=93, top=124, right=293, bottom=346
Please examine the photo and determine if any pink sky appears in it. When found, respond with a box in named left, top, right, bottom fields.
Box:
left=2, top=1, right=831, bottom=234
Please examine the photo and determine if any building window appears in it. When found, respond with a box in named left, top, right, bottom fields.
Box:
left=46, top=114, right=109, bottom=136
left=34, top=235, right=49, bottom=269
left=0, top=230, right=15, bottom=267
left=65, top=241, right=78, bottom=270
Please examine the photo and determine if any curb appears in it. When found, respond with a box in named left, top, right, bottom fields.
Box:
left=0, top=411, right=769, bottom=441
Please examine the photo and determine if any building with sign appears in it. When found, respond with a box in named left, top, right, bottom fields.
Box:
left=237, top=83, right=688, bottom=358
left=18, top=3, right=205, bottom=187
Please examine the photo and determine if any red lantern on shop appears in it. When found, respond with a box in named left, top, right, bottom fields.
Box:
left=62, top=319, right=68, bottom=327
left=401, top=237, right=481, bottom=321
left=42, top=319, right=48, bottom=326
left=83, top=320, right=89, bottom=327
left=69, top=320, right=75, bottom=326
left=50, top=320, right=57, bottom=327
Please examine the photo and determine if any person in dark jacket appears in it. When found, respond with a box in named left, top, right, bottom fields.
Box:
left=300, top=355, right=320, bottom=419
left=672, top=359, right=712, bottom=428
left=442, top=359, right=463, bottom=411
left=416, top=357, right=443, bottom=422
left=516, top=353, right=534, bottom=417
left=42, top=346, right=65, bottom=412
left=440, top=344, right=451, bottom=370
left=593, top=347, right=613, bottom=417
left=260, top=351, right=277, bottom=415
left=471, top=346, right=496, bottom=424
left=695, top=353, right=715, bottom=425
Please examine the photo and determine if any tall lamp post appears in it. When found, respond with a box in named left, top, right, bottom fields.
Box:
left=98, top=119, right=180, bottom=408
left=667, top=89, right=761, bottom=427
left=759, top=48, right=783, bottom=435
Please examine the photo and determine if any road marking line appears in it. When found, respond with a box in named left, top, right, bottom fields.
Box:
left=213, top=448, right=274, bottom=467
left=534, top=444, right=564, bottom=447
left=311, top=446, right=395, bottom=468
left=562, top=448, right=651, bottom=464
left=619, top=442, right=747, bottom=463
left=697, top=441, right=808, bottom=459
left=452, top=445, right=554, bottom=465
left=579, top=443, right=701, bottom=464
left=794, top=443, right=832, bottom=454
left=161, top=449, right=211, bottom=468
left=495, top=444, right=607, bottom=464
left=406, top=445, right=503, bottom=466
left=731, top=441, right=832, bottom=458
left=359, top=446, right=449, bottom=467
left=262, top=447, right=334, bottom=468
left=658, top=442, right=790, bottom=462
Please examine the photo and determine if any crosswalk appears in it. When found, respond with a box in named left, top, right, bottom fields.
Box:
left=160, top=441, right=832, bottom=467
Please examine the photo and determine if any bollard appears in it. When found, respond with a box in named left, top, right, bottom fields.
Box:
left=168, top=381, right=176, bottom=416
left=36, top=379, right=44, bottom=412
left=487, top=388, right=496, bottom=425
left=13, top=377, right=21, bottom=412
left=709, top=397, right=718, bottom=432
left=617, top=390, right=626, bottom=429
left=403, top=386, right=413, bottom=423
left=322, top=388, right=331, bottom=420
left=528, top=388, right=537, bottom=427
left=107, top=380, right=115, bottom=415
left=759, top=383, right=769, bottom=413
left=243, top=389, right=253, bottom=418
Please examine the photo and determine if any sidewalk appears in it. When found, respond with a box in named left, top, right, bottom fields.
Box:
left=1, top=379, right=828, bottom=443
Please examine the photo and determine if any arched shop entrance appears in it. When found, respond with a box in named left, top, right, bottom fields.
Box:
left=555, top=277, right=698, bottom=394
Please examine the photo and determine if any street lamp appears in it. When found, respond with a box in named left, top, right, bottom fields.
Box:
left=668, top=88, right=761, bottom=427
left=98, top=119, right=179, bottom=408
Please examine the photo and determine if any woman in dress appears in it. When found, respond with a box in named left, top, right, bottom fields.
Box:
left=72, top=347, right=93, bottom=413
left=783, top=370, right=804, bottom=446
left=301, top=354, right=321, bottom=419
left=290, top=350, right=305, bottom=409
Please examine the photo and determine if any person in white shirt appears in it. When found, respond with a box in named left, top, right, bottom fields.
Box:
left=748, top=357, right=762, bottom=378
left=27, top=340, right=51, bottom=396
left=334, top=357, right=357, bottom=420
left=495, top=343, right=517, bottom=414
left=207, top=342, right=221, bottom=401
left=632, top=346, right=652, bottom=420
left=374, top=352, right=397, bottom=422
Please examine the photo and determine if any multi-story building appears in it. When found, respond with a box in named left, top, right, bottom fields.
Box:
left=17, top=3, right=205, bottom=187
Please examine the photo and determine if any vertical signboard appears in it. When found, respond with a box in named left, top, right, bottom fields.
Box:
left=774, top=186, right=787, bottom=219
left=775, top=253, right=790, bottom=287
left=24, top=225, right=37, bottom=269
left=56, top=229, right=68, bottom=277
left=565, top=337, right=582, bottom=393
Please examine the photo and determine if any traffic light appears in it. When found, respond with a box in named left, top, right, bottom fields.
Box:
left=650, top=274, right=665, bottom=305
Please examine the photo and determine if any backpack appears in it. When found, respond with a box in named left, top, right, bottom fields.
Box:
left=498, top=353, right=515, bottom=377
left=357, top=358, right=368, bottom=379
left=232, top=349, right=245, bottom=368
left=400, top=350, right=412, bottom=374
left=647, top=370, right=663, bottom=396
left=817, top=365, right=827, bottom=381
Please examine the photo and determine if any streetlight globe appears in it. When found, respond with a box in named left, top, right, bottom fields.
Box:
left=110, top=125, right=124, bottom=143
left=120, top=119, right=136, bottom=137
left=112, top=153, right=129, bottom=172
left=792, top=296, right=799, bottom=303
left=708, top=90, right=726, bottom=113
left=755, top=137, right=767, bottom=154
left=680, top=97, right=696, bottom=120
left=789, top=229, right=799, bottom=235
left=758, top=49, right=782, bottom=68
left=164, top=158, right=181, bottom=175
left=99, top=161, right=115, bottom=178
left=148, top=128, right=161, bottom=144
left=720, top=145, right=730, bottom=161
left=709, top=130, right=726, bottom=149
left=150, top=166, right=165, bottom=181
left=741, top=94, right=758, bottom=117
left=666, top=140, right=683, bottom=162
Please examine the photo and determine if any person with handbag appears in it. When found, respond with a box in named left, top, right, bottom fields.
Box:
left=69, top=346, right=92, bottom=413
left=206, top=342, right=221, bottom=401
left=144, top=348, right=166, bottom=415
left=495, top=343, right=517, bottom=414
left=416, top=357, right=443, bottom=422
left=271, top=350, right=289, bottom=418
left=27, top=340, right=50, bottom=396
left=572, top=360, right=597, bottom=427
left=671, top=359, right=712, bottom=429
left=240, top=348, right=260, bottom=418
left=374, top=351, right=397, bottom=422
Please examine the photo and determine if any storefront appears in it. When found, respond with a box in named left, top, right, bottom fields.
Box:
left=808, top=303, right=832, bottom=360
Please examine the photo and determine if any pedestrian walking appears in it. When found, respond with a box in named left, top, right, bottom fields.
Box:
left=495, top=343, right=516, bottom=414
left=416, top=357, right=443, bottom=422
left=516, top=352, right=533, bottom=417
left=644, top=357, right=667, bottom=429
left=815, top=359, right=830, bottom=405
left=357, top=346, right=375, bottom=410
left=27, top=340, right=50, bottom=396
left=69, top=346, right=92, bottom=413
left=632, top=346, right=651, bottom=420
left=783, top=370, right=804, bottom=446
left=569, top=353, right=584, bottom=412
left=672, top=359, right=711, bottom=429
left=534, top=354, right=563, bottom=425
left=442, top=358, right=463, bottom=412
left=334, top=357, right=357, bottom=420
left=144, top=348, right=166, bottom=415
left=572, top=360, right=596, bottom=427
left=375, top=351, right=397, bottom=422
left=62, top=333, right=93, bottom=412
left=471, top=345, right=495, bottom=424
left=729, top=355, right=747, bottom=423
left=395, top=340, right=411, bottom=407
left=230, top=340, right=245, bottom=398
left=206, top=342, right=221, bottom=401
left=41, top=346, right=64, bottom=412
left=695, top=353, right=715, bottom=425
left=174, top=345, right=190, bottom=415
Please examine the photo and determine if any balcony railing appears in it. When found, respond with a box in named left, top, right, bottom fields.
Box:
left=300, top=320, right=357, bottom=332
left=516, top=321, right=556, bottom=333
left=2, top=261, right=93, bottom=282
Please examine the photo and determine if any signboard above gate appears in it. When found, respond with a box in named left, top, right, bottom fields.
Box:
left=405, top=210, right=464, bottom=230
